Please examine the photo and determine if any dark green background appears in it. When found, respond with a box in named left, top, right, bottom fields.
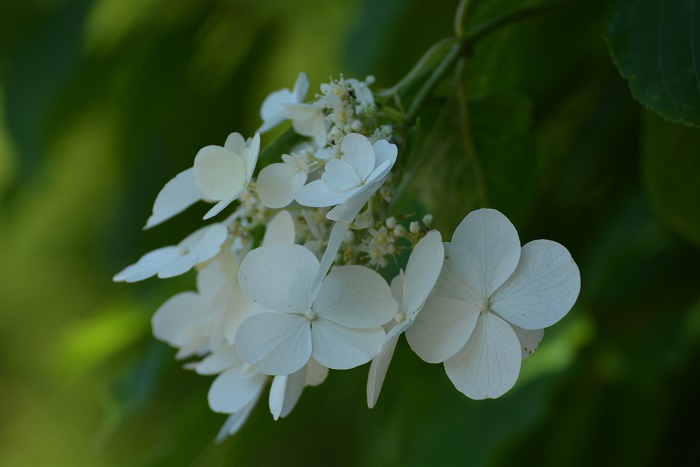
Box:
left=1, top=0, right=699, bottom=465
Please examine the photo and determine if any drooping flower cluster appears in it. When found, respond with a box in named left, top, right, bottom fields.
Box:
left=115, top=72, right=581, bottom=441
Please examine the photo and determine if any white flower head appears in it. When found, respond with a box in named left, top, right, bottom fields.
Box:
left=367, top=231, right=444, bottom=408
left=295, top=133, right=397, bottom=223
left=405, top=208, right=581, bottom=399
left=193, top=132, right=260, bottom=220
left=234, top=242, right=397, bottom=375
left=113, top=223, right=228, bottom=282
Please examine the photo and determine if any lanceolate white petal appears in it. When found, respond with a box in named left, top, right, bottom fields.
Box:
left=444, top=312, right=521, bottom=400
left=295, top=179, right=354, bottom=207
left=490, top=240, right=580, bottom=330
left=403, top=231, right=444, bottom=319
left=293, top=71, right=309, bottom=103
left=209, top=367, right=267, bottom=413
left=235, top=312, right=312, bottom=375
left=145, top=168, right=201, bottom=229
left=390, top=270, right=405, bottom=312
left=311, top=320, right=385, bottom=370
left=259, top=89, right=293, bottom=133
left=113, top=247, right=179, bottom=282
left=194, top=345, right=241, bottom=375
left=405, top=296, right=479, bottom=363
left=450, top=208, right=521, bottom=298
left=215, top=392, right=261, bottom=443
left=238, top=243, right=318, bottom=313
left=510, top=324, right=544, bottom=359
left=367, top=320, right=410, bottom=408
left=157, top=254, right=198, bottom=279
left=314, top=265, right=397, bottom=328
left=242, top=133, right=260, bottom=180
left=269, top=368, right=306, bottom=420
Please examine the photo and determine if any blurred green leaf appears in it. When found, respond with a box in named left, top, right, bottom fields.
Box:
left=642, top=112, right=700, bottom=246
left=607, top=0, right=700, bottom=126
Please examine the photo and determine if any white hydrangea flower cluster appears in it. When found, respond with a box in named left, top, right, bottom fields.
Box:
left=115, top=72, right=581, bottom=441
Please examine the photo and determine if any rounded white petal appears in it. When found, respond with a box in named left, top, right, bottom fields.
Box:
left=238, top=243, right=318, bottom=313
left=209, top=367, right=268, bottom=413
left=113, top=247, right=179, bottom=282
left=311, top=320, right=385, bottom=370
left=193, top=146, right=247, bottom=201
left=235, top=312, right=312, bottom=375
left=295, top=179, right=354, bottom=208
left=181, top=223, right=228, bottom=260
left=304, top=358, right=328, bottom=386
left=262, top=210, right=296, bottom=245
left=405, top=296, right=479, bottom=363
left=283, top=104, right=328, bottom=146
left=510, top=324, right=544, bottom=359
left=258, top=163, right=308, bottom=208
left=197, top=252, right=234, bottom=299
left=156, top=253, right=197, bottom=279
left=444, top=312, right=521, bottom=399
left=403, top=231, right=444, bottom=319
left=366, top=321, right=409, bottom=408
left=145, top=168, right=201, bottom=229
left=322, top=159, right=362, bottom=191
left=224, top=132, right=246, bottom=154
left=450, top=208, right=522, bottom=298
left=260, top=88, right=293, bottom=130
left=491, top=240, right=581, bottom=330
left=269, top=368, right=306, bottom=420
left=341, top=133, right=375, bottom=181
left=314, top=265, right=397, bottom=328
left=152, top=291, right=203, bottom=346
left=372, top=139, right=398, bottom=169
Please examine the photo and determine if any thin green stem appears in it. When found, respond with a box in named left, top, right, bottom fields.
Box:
left=406, top=43, right=462, bottom=123
left=454, top=0, right=472, bottom=37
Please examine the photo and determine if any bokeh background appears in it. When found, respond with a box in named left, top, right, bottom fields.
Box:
left=1, top=0, right=699, bottom=465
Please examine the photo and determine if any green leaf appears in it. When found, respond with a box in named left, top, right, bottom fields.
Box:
left=642, top=112, right=700, bottom=246
left=607, top=0, right=700, bottom=127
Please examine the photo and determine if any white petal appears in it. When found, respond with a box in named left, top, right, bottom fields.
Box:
left=511, top=324, right=544, bottom=359
left=295, top=179, right=354, bottom=208
left=450, top=208, right=521, bottom=298
left=491, top=240, right=581, bottom=330
left=242, top=133, right=260, bottom=180
left=238, top=243, right=318, bottom=313
left=152, top=292, right=203, bottom=346
left=372, top=139, right=398, bottom=169
left=209, top=367, right=268, bottom=413
left=340, top=133, right=375, bottom=181
left=325, top=181, right=377, bottom=223
left=156, top=253, right=197, bottom=279
left=269, top=368, right=306, bottom=420
left=259, top=88, right=293, bottom=131
left=197, top=252, right=234, bottom=298
left=322, top=159, right=362, bottom=191
left=311, top=320, right=384, bottom=370
left=215, top=392, right=261, bottom=443
left=113, top=247, right=179, bottom=282
left=304, top=357, right=328, bottom=386
left=366, top=321, right=409, bottom=408
left=258, top=163, right=308, bottom=209
left=145, top=168, right=201, bottom=229
left=193, top=146, right=247, bottom=201
left=284, top=104, right=328, bottom=146
left=365, top=159, right=393, bottom=186
left=314, top=265, right=397, bottom=328
left=262, top=210, right=296, bottom=245
left=403, top=231, right=444, bottom=319
left=405, top=296, right=479, bottom=363
left=293, top=72, right=309, bottom=103
left=235, top=312, right=312, bottom=375
left=194, top=345, right=241, bottom=375
left=390, top=270, right=405, bottom=312
left=313, top=221, right=350, bottom=299
left=182, top=223, right=228, bottom=261
left=203, top=197, right=236, bottom=220
left=444, top=312, right=521, bottom=399
left=224, top=132, right=246, bottom=154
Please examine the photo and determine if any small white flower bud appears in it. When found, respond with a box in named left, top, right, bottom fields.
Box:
left=422, top=214, right=433, bottom=227
left=410, top=221, right=420, bottom=234
left=351, top=120, right=363, bottom=132
left=393, top=224, right=408, bottom=237
left=385, top=217, right=397, bottom=229
left=343, top=231, right=355, bottom=244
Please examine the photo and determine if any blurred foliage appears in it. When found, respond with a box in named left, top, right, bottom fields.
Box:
left=0, top=0, right=699, bottom=466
